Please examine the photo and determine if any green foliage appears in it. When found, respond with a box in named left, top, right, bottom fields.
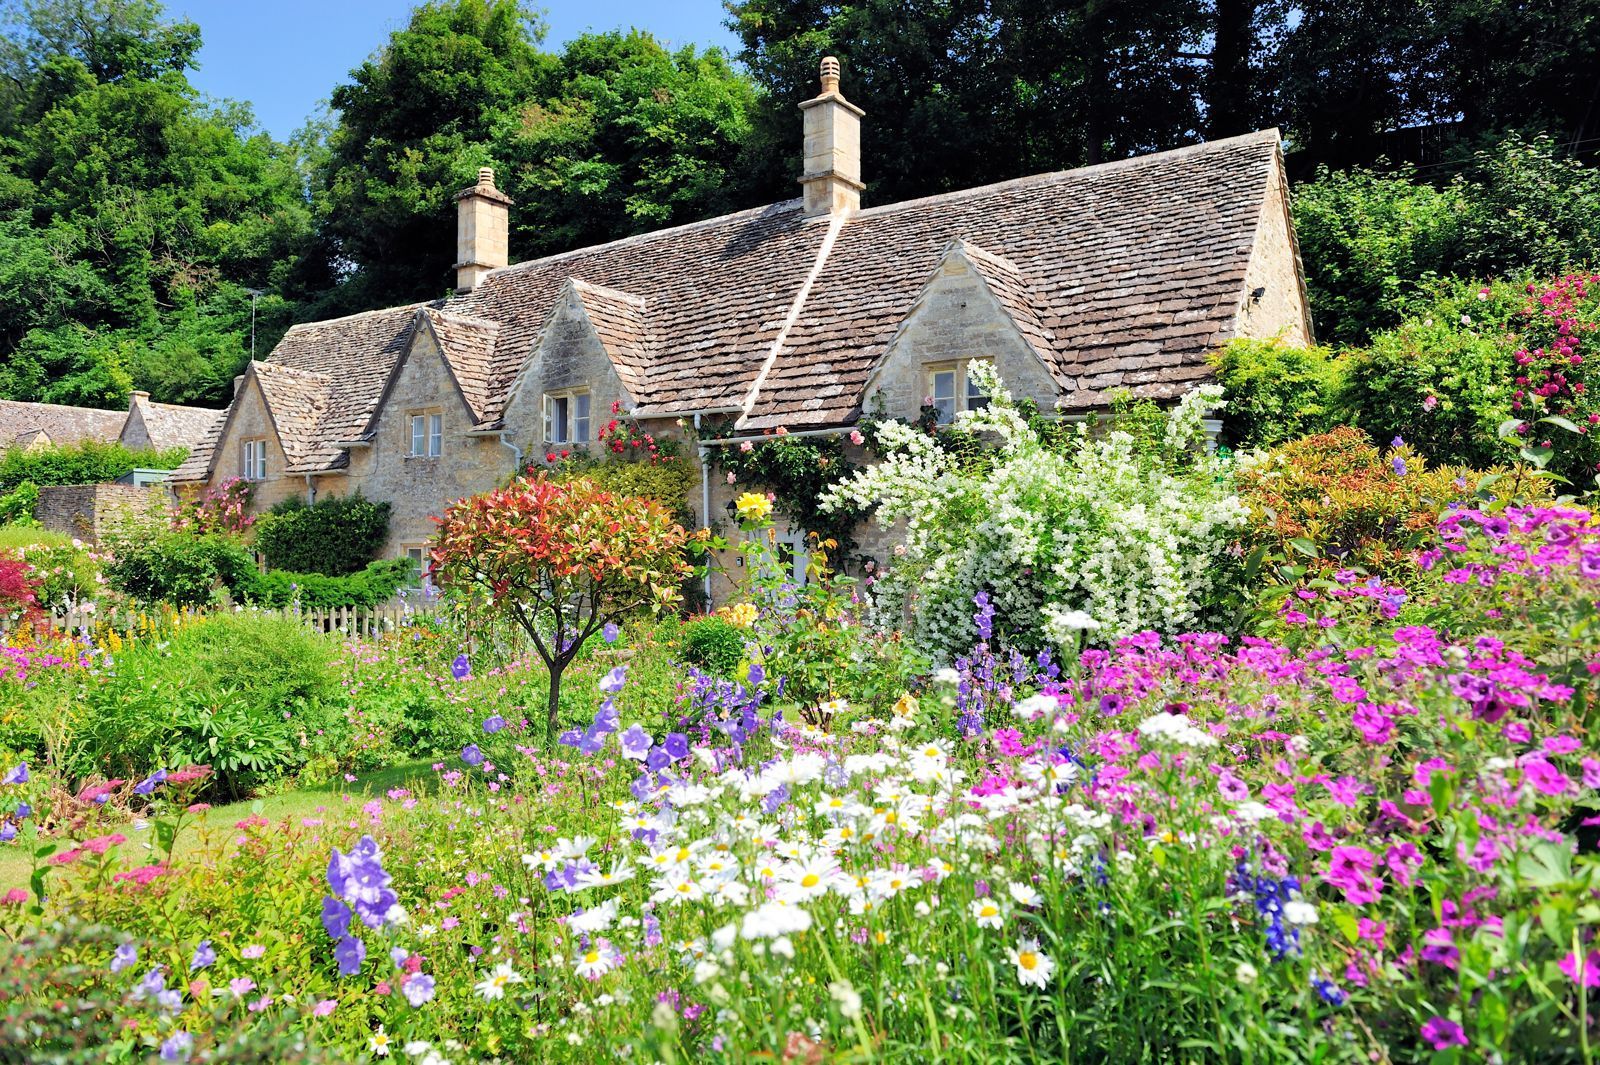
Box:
left=0, top=478, right=37, bottom=524
left=0, top=1, right=313, bottom=407
left=500, top=30, right=759, bottom=260
left=1211, top=338, right=1346, bottom=450
left=230, top=558, right=414, bottom=611
left=548, top=449, right=697, bottom=526
left=102, top=518, right=252, bottom=608
left=69, top=612, right=343, bottom=797
left=706, top=431, right=862, bottom=553
left=252, top=493, right=392, bottom=576
left=1294, top=135, right=1600, bottom=345
left=0, top=921, right=337, bottom=1064
left=0, top=439, right=185, bottom=492
left=1336, top=281, right=1516, bottom=469
left=316, top=0, right=551, bottom=305
left=4, top=527, right=100, bottom=609
left=679, top=616, right=746, bottom=677
left=1235, top=426, right=1544, bottom=586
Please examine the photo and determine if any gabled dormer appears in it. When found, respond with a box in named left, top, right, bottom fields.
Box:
left=499, top=278, right=651, bottom=460
left=860, top=238, right=1061, bottom=423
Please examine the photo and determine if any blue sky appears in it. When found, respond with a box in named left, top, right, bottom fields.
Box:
left=170, top=1, right=739, bottom=140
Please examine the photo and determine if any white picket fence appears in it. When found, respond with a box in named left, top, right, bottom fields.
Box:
left=4, top=598, right=441, bottom=640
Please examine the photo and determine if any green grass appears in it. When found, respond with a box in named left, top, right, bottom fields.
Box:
left=0, top=759, right=439, bottom=891
left=0, top=524, right=75, bottom=551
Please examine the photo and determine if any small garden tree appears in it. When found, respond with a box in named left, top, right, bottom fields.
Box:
left=430, top=474, right=699, bottom=744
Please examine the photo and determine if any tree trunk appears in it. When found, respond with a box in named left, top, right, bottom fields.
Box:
left=546, top=657, right=566, bottom=746
left=1210, top=0, right=1254, bottom=138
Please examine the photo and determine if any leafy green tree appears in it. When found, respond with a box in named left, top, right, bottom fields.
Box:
left=316, top=0, right=551, bottom=306
left=497, top=31, right=759, bottom=258
left=1294, top=135, right=1600, bottom=345
left=0, top=0, right=312, bottom=408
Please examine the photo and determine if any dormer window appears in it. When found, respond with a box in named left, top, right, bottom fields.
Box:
left=543, top=390, right=591, bottom=445
left=927, top=360, right=991, bottom=424
left=410, top=411, right=442, bottom=457
left=242, top=438, right=268, bottom=481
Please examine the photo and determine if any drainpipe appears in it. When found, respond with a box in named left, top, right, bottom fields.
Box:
left=304, top=474, right=316, bottom=505
left=695, top=413, right=712, bottom=607
left=497, top=431, right=523, bottom=473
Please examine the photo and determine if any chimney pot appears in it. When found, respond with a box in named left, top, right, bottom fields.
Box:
left=478, top=166, right=495, bottom=186
left=819, top=56, right=841, bottom=94
left=798, top=55, right=864, bottom=218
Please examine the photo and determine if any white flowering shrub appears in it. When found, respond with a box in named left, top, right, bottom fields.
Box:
left=821, top=363, right=1246, bottom=659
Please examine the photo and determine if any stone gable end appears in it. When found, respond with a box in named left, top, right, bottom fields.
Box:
left=500, top=285, right=638, bottom=463
left=862, top=245, right=1060, bottom=421
left=216, top=376, right=300, bottom=510
left=355, top=322, right=508, bottom=555
left=1234, top=154, right=1313, bottom=346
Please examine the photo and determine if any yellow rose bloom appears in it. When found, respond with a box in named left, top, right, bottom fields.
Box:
left=734, top=492, right=773, bottom=523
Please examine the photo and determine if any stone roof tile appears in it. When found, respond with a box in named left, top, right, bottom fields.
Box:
left=0, top=399, right=125, bottom=449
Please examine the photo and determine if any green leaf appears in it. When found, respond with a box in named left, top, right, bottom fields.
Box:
left=1519, top=445, right=1553, bottom=469
left=1287, top=537, right=1320, bottom=557
left=1538, top=415, right=1582, bottom=434
left=1332, top=910, right=1360, bottom=944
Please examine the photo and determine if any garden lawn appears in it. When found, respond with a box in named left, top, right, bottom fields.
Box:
left=0, top=760, right=438, bottom=892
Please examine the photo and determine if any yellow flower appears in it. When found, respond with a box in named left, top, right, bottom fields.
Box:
left=734, top=492, right=773, bottom=523
left=722, top=602, right=758, bottom=629
left=892, top=692, right=919, bottom=720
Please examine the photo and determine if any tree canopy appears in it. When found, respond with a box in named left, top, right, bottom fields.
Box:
left=0, top=0, right=1595, bottom=411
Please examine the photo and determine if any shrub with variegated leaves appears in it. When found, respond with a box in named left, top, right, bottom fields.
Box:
left=430, top=474, right=700, bottom=744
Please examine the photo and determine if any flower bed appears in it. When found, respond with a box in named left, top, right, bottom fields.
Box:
left=3, top=505, right=1597, bottom=1063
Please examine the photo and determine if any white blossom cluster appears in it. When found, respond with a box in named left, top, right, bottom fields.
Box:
left=821, top=364, right=1246, bottom=660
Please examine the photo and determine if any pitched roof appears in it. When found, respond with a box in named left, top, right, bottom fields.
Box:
left=181, top=130, right=1284, bottom=475
left=0, top=399, right=126, bottom=449
left=423, top=308, right=500, bottom=423
left=173, top=303, right=428, bottom=483
left=744, top=132, right=1277, bottom=428
left=569, top=280, right=652, bottom=397
left=125, top=394, right=223, bottom=452
left=252, top=362, right=334, bottom=473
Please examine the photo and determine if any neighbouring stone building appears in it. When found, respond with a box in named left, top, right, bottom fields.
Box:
left=170, top=59, right=1313, bottom=596
left=0, top=393, right=220, bottom=453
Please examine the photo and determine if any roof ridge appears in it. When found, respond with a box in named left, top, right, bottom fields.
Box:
left=254, top=361, right=332, bottom=382
left=481, top=199, right=808, bottom=285
left=569, top=278, right=647, bottom=308
left=426, top=307, right=502, bottom=334
left=0, top=397, right=123, bottom=415
left=851, top=129, right=1281, bottom=221
left=278, top=299, right=440, bottom=338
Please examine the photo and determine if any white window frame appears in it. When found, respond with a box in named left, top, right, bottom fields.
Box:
left=409, top=411, right=443, bottom=458
left=542, top=389, right=592, bottom=446
left=926, top=359, right=992, bottom=425
left=241, top=438, right=267, bottom=481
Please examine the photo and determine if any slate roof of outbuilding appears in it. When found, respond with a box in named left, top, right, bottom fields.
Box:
left=126, top=394, right=224, bottom=452
left=0, top=399, right=127, bottom=449
left=177, top=129, right=1285, bottom=479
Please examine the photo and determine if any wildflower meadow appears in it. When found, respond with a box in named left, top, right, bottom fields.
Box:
left=4, top=375, right=1600, bottom=1064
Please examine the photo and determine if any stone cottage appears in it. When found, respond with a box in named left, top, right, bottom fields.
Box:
left=170, top=59, right=1313, bottom=590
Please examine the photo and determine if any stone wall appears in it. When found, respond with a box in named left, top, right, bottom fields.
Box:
left=220, top=376, right=306, bottom=512
left=36, top=483, right=154, bottom=541
left=500, top=287, right=635, bottom=464
left=1234, top=158, right=1313, bottom=345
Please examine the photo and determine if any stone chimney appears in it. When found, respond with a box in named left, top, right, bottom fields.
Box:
left=454, top=166, right=513, bottom=292
left=798, top=56, right=864, bottom=218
